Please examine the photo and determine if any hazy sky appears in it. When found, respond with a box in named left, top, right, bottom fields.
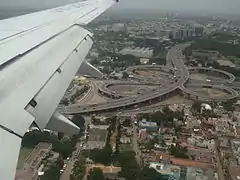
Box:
left=0, top=0, right=240, bottom=14
left=114, top=0, right=240, bottom=14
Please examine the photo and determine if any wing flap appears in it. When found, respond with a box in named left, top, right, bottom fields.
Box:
left=26, top=33, right=93, bottom=130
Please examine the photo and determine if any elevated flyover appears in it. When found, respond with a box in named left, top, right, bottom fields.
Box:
left=60, top=43, right=238, bottom=114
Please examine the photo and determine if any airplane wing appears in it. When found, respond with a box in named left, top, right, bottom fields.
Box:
left=0, top=0, right=117, bottom=179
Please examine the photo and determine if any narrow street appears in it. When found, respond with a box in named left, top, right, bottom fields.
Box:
left=60, top=117, right=91, bottom=180
left=60, top=142, right=83, bottom=180
left=215, top=140, right=225, bottom=180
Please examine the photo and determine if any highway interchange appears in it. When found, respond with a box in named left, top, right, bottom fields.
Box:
left=59, top=44, right=239, bottom=114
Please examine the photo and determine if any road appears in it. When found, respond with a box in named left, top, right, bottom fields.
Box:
left=214, top=140, right=226, bottom=180
left=59, top=45, right=189, bottom=113
left=60, top=157, right=75, bottom=180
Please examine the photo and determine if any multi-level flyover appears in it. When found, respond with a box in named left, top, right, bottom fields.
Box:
left=60, top=44, right=239, bottom=114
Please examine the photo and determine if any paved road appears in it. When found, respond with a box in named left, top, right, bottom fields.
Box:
left=60, top=158, right=75, bottom=180
left=215, top=140, right=226, bottom=180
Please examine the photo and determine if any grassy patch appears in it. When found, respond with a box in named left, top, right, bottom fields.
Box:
left=17, top=147, right=33, bottom=169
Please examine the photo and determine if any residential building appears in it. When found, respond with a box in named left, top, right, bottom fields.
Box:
left=15, top=143, right=52, bottom=180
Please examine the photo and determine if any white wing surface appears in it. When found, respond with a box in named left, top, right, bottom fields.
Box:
left=0, top=0, right=117, bottom=179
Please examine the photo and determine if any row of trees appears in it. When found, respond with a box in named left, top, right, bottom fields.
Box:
left=70, top=155, right=86, bottom=180
left=40, top=157, right=64, bottom=180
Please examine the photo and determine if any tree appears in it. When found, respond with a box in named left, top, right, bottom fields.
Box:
left=102, top=66, right=111, bottom=74
left=222, top=99, right=236, bottom=112
left=57, top=132, right=64, bottom=140
left=151, top=111, right=164, bottom=126
left=145, top=137, right=159, bottom=150
left=169, top=143, right=188, bottom=158
left=162, top=106, right=174, bottom=124
left=140, top=167, right=164, bottom=180
left=88, top=168, right=105, bottom=180
left=174, top=110, right=184, bottom=122
left=122, top=71, right=129, bottom=79
left=117, top=151, right=140, bottom=180
left=71, top=155, right=86, bottom=180
left=22, top=130, right=78, bottom=158
left=140, top=113, right=150, bottom=121
left=41, top=166, right=61, bottom=180
left=40, top=157, right=63, bottom=180
left=191, top=101, right=202, bottom=113
left=89, top=146, right=112, bottom=165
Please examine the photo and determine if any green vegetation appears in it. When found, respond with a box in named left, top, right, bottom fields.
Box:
left=22, top=130, right=82, bottom=158
left=150, top=106, right=184, bottom=127
left=71, top=155, right=86, bottom=180
left=88, top=117, right=116, bottom=165
left=117, top=151, right=140, bottom=180
left=87, top=168, right=105, bottom=180
left=17, top=147, right=33, bottom=169
left=221, top=99, right=237, bottom=112
left=145, top=137, right=159, bottom=150
left=119, top=144, right=132, bottom=152
left=88, top=146, right=112, bottom=165
left=140, top=167, right=165, bottom=180
left=169, top=143, right=188, bottom=158
left=40, top=157, right=64, bottom=180
left=191, top=101, right=202, bottom=113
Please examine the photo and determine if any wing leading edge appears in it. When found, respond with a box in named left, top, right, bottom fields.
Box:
left=0, top=0, right=117, bottom=179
